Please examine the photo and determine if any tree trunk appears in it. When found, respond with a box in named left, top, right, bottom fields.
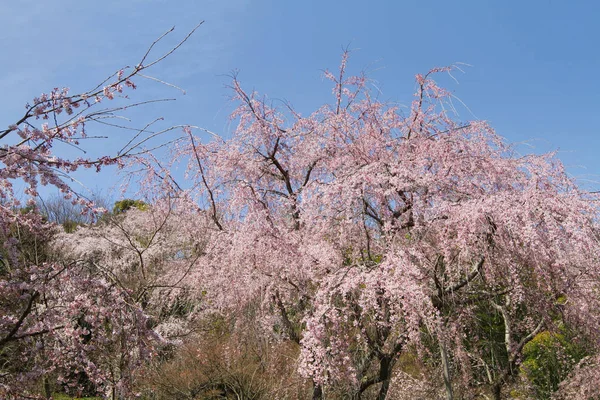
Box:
left=43, top=375, right=51, bottom=399
left=440, top=342, right=454, bottom=400
left=376, top=354, right=394, bottom=400
left=312, top=382, right=323, bottom=400
left=492, top=383, right=502, bottom=400
left=377, top=377, right=392, bottom=400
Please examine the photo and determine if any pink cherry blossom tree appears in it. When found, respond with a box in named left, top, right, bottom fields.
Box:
left=52, top=195, right=212, bottom=342
left=134, top=54, right=600, bottom=399
left=0, top=24, right=201, bottom=399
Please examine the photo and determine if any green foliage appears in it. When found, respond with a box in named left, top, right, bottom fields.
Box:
left=521, top=330, right=587, bottom=399
left=51, top=394, right=101, bottom=400
left=112, top=199, right=148, bottom=214
left=475, top=303, right=509, bottom=364
left=0, top=209, right=52, bottom=271
left=62, top=219, right=79, bottom=233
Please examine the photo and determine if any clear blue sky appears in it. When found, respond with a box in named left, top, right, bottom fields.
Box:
left=2, top=0, right=600, bottom=196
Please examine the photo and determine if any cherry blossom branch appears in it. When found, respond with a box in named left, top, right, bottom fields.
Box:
left=445, top=257, right=485, bottom=295
left=187, top=129, right=223, bottom=231
left=0, top=291, right=39, bottom=348
left=0, top=23, right=202, bottom=214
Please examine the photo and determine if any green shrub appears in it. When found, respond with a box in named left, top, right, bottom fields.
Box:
left=521, top=330, right=587, bottom=399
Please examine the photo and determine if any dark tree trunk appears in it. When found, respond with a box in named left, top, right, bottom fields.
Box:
left=492, top=383, right=502, bottom=400
left=377, top=378, right=391, bottom=400
left=376, top=354, right=394, bottom=400
left=312, top=383, right=323, bottom=400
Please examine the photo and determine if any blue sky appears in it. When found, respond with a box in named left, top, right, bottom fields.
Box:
left=2, top=0, right=600, bottom=197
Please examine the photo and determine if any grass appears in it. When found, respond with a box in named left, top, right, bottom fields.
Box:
left=52, top=394, right=102, bottom=400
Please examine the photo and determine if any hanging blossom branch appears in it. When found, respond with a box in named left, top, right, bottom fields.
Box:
left=0, top=22, right=203, bottom=211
